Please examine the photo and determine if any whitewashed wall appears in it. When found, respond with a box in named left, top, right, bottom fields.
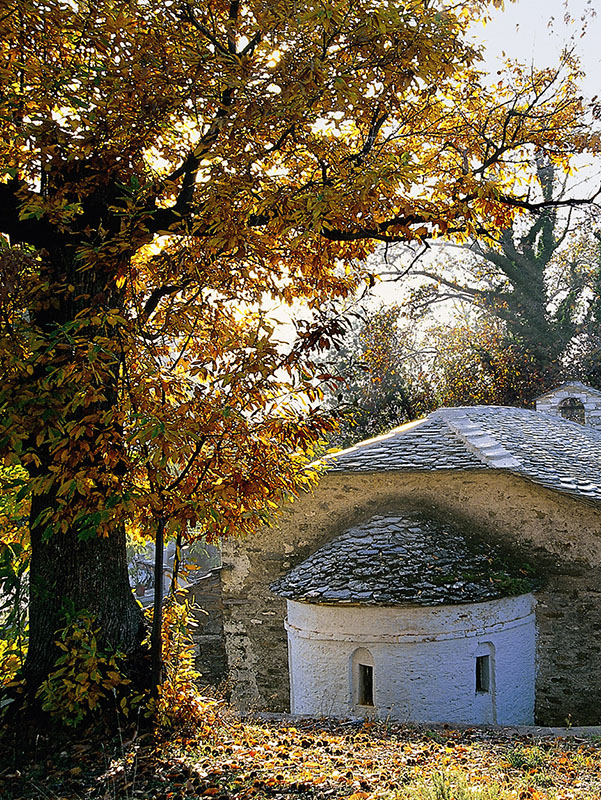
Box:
left=286, top=595, right=536, bottom=725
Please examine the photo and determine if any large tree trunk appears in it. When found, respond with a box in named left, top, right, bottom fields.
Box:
left=20, top=239, right=148, bottom=694
left=25, top=489, right=146, bottom=690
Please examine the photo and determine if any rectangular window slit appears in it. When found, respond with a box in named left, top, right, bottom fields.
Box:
left=358, top=663, right=374, bottom=706
left=476, top=655, right=490, bottom=693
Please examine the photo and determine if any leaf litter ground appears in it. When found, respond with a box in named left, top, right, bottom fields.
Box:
left=2, top=708, right=601, bottom=800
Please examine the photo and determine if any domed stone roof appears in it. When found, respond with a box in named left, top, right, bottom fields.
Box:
left=270, top=512, right=536, bottom=606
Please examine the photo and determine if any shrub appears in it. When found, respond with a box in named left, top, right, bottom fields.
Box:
left=36, top=611, right=132, bottom=726
left=152, top=597, right=218, bottom=729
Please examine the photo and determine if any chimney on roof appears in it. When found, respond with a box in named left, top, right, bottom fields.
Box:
left=535, top=382, right=601, bottom=429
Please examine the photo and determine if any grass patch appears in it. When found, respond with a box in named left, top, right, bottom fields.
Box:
left=506, top=744, right=551, bottom=770
left=391, top=770, right=512, bottom=799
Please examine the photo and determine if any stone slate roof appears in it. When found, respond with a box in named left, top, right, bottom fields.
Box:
left=271, top=513, right=535, bottom=606
left=324, top=406, right=601, bottom=504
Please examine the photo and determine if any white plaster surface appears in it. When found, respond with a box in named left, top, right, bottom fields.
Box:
left=285, top=595, right=536, bottom=725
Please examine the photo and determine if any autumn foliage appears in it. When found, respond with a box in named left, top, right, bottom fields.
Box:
left=0, top=0, right=599, bottom=707
left=3, top=710, right=601, bottom=798
left=425, top=317, right=547, bottom=408
left=324, top=305, right=548, bottom=448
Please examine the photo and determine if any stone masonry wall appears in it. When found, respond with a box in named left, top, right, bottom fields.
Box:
left=184, top=569, right=229, bottom=688
left=219, top=470, right=601, bottom=725
left=536, top=386, right=601, bottom=429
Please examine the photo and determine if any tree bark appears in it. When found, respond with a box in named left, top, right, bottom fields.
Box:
left=24, top=489, right=146, bottom=689
left=18, top=234, right=148, bottom=693
left=150, top=516, right=165, bottom=695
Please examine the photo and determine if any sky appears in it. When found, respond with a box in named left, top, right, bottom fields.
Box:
left=476, top=0, right=600, bottom=97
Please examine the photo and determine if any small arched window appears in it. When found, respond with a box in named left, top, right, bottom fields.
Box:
left=351, top=647, right=375, bottom=707
left=559, top=397, right=585, bottom=425
left=474, top=642, right=495, bottom=695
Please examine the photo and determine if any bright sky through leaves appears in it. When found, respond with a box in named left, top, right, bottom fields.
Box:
left=479, top=0, right=600, bottom=98
left=369, top=0, right=601, bottom=312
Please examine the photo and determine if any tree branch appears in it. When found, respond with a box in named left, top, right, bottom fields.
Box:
left=183, top=4, right=229, bottom=56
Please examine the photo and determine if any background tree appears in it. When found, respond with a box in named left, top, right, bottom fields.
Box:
left=403, top=155, right=601, bottom=385
left=424, top=316, right=547, bottom=407
left=325, top=306, right=545, bottom=447
left=0, top=0, right=598, bottom=705
left=325, top=305, right=429, bottom=446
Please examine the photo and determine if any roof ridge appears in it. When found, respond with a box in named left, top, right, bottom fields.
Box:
left=321, top=404, right=601, bottom=504
left=320, top=416, right=428, bottom=462
left=432, top=408, right=522, bottom=470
